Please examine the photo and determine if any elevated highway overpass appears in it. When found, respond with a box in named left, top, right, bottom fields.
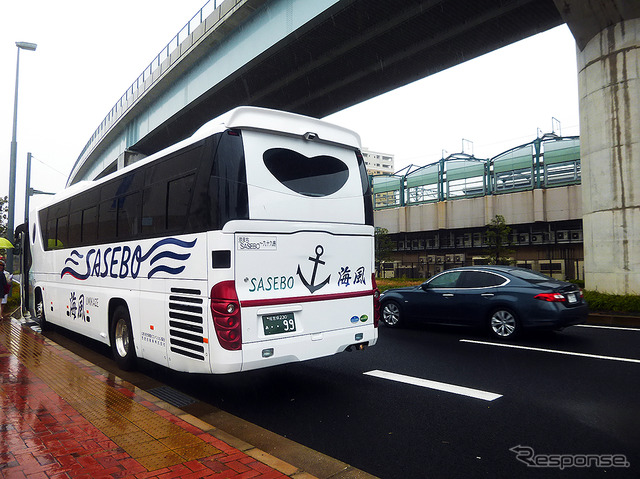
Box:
left=67, top=0, right=563, bottom=185
left=62, top=0, right=639, bottom=293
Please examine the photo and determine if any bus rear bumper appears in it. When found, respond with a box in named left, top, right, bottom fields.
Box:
left=240, top=326, right=378, bottom=372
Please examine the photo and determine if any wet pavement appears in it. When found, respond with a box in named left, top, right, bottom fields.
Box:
left=2, top=308, right=637, bottom=478
left=0, top=318, right=315, bottom=478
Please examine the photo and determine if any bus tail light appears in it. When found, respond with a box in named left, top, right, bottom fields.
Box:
left=210, top=281, right=242, bottom=350
left=372, top=274, right=381, bottom=328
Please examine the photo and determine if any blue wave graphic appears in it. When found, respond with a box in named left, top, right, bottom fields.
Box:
left=61, top=250, right=89, bottom=279
left=140, top=238, right=197, bottom=262
left=64, top=250, right=83, bottom=266
left=145, top=238, right=197, bottom=279
left=150, top=251, right=191, bottom=266
left=148, top=265, right=186, bottom=278
left=61, top=267, right=91, bottom=280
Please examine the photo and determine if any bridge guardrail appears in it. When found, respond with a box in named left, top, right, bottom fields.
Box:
left=75, top=0, right=227, bottom=172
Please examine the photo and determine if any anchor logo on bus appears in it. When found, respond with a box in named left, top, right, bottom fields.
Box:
left=297, top=245, right=331, bottom=294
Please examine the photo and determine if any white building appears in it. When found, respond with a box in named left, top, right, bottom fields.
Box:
left=362, top=148, right=394, bottom=176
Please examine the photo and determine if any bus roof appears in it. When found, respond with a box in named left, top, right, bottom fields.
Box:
left=194, top=106, right=362, bottom=150
left=32, top=107, right=362, bottom=215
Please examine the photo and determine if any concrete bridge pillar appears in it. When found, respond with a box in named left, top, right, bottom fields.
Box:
left=554, top=1, right=640, bottom=293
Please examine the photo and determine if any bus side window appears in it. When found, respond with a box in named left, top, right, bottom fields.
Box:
left=43, top=201, right=69, bottom=250
left=98, top=200, right=117, bottom=243
left=167, top=174, right=195, bottom=231
left=55, top=216, right=68, bottom=250
left=99, top=173, right=142, bottom=243
left=142, top=143, right=204, bottom=235
left=117, top=192, right=141, bottom=239
left=208, top=130, right=248, bottom=230
left=46, top=217, right=56, bottom=250
left=38, top=209, right=48, bottom=248
left=145, top=144, right=203, bottom=187
left=356, top=151, right=374, bottom=226
left=83, top=206, right=98, bottom=244
left=103, top=172, right=141, bottom=199
left=68, top=211, right=82, bottom=247
left=69, top=189, right=99, bottom=247
left=142, top=184, right=166, bottom=235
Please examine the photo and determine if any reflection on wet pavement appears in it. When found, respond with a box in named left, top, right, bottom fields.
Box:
left=0, top=320, right=290, bottom=477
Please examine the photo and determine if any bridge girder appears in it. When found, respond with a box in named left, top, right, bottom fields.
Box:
left=135, top=0, right=562, bottom=157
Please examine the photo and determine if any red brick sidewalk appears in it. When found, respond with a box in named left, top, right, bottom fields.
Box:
left=0, top=319, right=295, bottom=479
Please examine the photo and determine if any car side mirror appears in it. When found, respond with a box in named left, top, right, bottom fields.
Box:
left=421, top=282, right=430, bottom=291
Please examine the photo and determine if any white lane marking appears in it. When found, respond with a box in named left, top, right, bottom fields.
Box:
left=364, top=369, right=502, bottom=402
left=460, top=339, right=640, bottom=364
left=577, top=324, right=640, bottom=332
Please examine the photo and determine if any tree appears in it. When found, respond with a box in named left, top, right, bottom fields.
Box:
left=483, top=214, right=514, bottom=265
left=375, top=227, right=394, bottom=275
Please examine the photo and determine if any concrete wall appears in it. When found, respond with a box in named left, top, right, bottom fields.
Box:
left=375, top=185, right=582, bottom=235
left=578, top=17, right=640, bottom=294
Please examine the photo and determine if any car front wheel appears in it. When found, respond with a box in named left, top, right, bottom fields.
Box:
left=489, top=308, right=519, bottom=339
left=382, top=301, right=403, bottom=328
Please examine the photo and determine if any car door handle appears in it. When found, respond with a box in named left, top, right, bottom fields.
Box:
left=481, top=293, right=494, bottom=297
left=442, top=293, right=454, bottom=298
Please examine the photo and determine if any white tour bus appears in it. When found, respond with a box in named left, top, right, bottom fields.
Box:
left=28, top=107, right=379, bottom=374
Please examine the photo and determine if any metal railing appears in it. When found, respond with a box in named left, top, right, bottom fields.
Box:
left=372, top=134, right=581, bottom=210
left=74, top=0, right=227, bottom=175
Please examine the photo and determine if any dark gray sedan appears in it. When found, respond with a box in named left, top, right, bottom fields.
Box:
left=380, top=266, right=588, bottom=339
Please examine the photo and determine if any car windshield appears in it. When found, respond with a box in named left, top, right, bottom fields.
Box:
left=509, top=268, right=555, bottom=283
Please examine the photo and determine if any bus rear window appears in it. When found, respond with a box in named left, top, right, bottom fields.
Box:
left=263, top=148, right=349, bottom=197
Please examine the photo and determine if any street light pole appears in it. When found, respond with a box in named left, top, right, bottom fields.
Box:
left=7, top=41, right=37, bottom=273
left=24, top=152, right=32, bottom=226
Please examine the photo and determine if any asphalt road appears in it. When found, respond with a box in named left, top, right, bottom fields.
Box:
left=46, top=322, right=640, bottom=478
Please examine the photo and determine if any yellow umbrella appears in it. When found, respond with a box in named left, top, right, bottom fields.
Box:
left=0, top=238, right=14, bottom=249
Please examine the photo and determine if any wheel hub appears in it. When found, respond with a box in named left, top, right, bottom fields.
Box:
left=491, top=311, right=516, bottom=337
left=115, top=319, right=130, bottom=357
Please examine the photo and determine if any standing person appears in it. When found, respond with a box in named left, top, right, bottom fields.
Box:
left=0, top=260, right=12, bottom=319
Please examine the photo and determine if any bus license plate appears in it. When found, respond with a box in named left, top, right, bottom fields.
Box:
left=263, top=313, right=296, bottom=335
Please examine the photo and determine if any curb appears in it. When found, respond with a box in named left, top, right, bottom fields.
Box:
left=587, top=313, right=640, bottom=329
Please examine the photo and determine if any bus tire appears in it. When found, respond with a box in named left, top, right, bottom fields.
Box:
left=110, top=305, right=137, bottom=371
left=35, top=290, right=51, bottom=331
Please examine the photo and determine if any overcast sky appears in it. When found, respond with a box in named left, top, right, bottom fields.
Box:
left=1, top=1, right=579, bottom=223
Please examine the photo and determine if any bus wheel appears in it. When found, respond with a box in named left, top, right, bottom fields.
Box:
left=35, top=293, right=50, bottom=331
left=110, top=305, right=137, bottom=371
